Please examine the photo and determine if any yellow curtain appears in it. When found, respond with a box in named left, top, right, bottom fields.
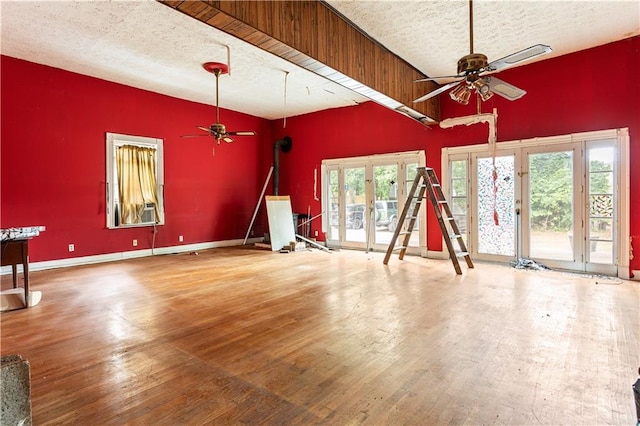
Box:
left=116, top=145, right=159, bottom=224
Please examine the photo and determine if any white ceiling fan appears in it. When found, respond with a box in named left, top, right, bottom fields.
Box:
left=413, top=0, right=551, bottom=106
left=183, top=62, right=257, bottom=144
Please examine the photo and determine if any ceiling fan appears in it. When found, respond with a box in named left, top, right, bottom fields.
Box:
left=183, top=62, right=256, bottom=144
left=413, top=0, right=551, bottom=107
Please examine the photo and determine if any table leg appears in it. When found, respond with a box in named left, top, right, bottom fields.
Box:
left=23, top=259, right=29, bottom=308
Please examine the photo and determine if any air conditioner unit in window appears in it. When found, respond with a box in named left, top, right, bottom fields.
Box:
left=141, top=203, right=156, bottom=224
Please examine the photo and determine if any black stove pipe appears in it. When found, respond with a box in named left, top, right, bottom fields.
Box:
left=273, top=136, right=292, bottom=195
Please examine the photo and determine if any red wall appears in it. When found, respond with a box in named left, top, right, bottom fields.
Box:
left=270, top=36, right=640, bottom=272
left=268, top=101, right=437, bottom=241
left=1, top=56, right=273, bottom=261
left=2, top=36, right=638, bottom=273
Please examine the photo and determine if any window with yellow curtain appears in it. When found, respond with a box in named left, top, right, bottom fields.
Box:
left=116, top=144, right=159, bottom=224
left=106, top=133, right=164, bottom=228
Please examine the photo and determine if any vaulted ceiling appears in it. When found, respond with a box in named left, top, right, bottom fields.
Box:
left=2, top=1, right=638, bottom=123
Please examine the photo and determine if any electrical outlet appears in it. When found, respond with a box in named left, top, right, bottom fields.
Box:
left=133, top=239, right=138, bottom=247
left=68, top=244, right=75, bottom=252
left=179, top=235, right=184, bottom=242
left=314, top=230, right=319, bottom=237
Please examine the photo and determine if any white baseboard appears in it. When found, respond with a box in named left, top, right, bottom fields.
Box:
left=425, top=250, right=448, bottom=260
left=1, top=238, right=262, bottom=274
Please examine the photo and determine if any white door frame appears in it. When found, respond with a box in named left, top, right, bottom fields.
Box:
left=442, top=128, right=630, bottom=278
left=322, top=151, right=426, bottom=254
left=520, top=142, right=582, bottom=271
left=470, top=149, right=521, bottom=263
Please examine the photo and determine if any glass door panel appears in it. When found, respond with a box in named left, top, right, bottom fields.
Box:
left=476, top=155, right=516, bottom=259
left=449, top=159, right=469, bottom=246
left=528, top=151, right=574, bottom=261
left=587, top=146, right=615, bottom=265
left=327, top=168, right=339, bottom=242
left=405, top=163, right=421, bottom=247
left=344, top=167, right=366, bottom=245
left=373, top=164, right=398, bottom=247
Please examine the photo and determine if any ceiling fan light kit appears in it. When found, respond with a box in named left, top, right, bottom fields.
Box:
left=474, top=79, right=493, bottom=101
left=450, top=84, right=472, bottom=105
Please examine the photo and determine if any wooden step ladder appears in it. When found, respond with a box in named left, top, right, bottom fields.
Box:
left=383, top=167, right=473, bottom=274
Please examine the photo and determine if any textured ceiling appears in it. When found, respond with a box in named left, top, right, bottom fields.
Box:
left=1, top=0, right=638, bottom=120
left=0, top=1, right=367, bottom=120
left=326, top=0, right=640, bottom=85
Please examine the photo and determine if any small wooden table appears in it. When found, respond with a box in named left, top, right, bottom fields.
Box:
left=1, top=239, right=30, bottom=308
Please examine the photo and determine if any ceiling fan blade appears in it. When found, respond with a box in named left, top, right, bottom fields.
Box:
left=414, top=74, right=462, bottom=83
left=486, top=76, right=526, bottom=101
left=181, top=134, right=210, bottom=138
left=196, top=126, right=210, bottom=133
left=485, top=44, right=552, bottom=72
left=222, top=136, right=234, bottom=143
left=413, top=80, right=462, bottom=103
left=227, top=131, right=256, bottom=136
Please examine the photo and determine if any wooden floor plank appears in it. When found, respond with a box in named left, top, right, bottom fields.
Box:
left=1, top=246, right=638, bottom=424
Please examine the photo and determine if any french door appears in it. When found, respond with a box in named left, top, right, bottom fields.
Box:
left=444, top=131, right=627, bottom=276
left=522, top=145, right=579, bottom=269
left=472, top=151, right=519, bottom=262
left=323, top=151, right=426, bottom=253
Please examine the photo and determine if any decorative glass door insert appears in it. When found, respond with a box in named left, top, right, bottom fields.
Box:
left=327, top=168, right=339, bottom=242
left=476, top=155, right=516, bottom=258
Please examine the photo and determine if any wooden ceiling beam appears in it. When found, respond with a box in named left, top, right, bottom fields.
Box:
left=159, top=0, right=440, bottom=123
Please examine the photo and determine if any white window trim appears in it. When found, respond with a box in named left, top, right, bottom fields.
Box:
left=106, top=132, right=165, bottom=229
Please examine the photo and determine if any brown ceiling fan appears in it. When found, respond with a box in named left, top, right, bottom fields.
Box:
left=413, top=0, right=551, bottom=106
left=183, top=62, right=256, bottom=144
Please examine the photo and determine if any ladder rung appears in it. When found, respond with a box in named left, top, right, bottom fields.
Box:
left=455, top=251, right=469, bottom=257
left=406, top=216, right=417, bottom=220
left=393, top=246, right=407, bottom=251
left=450, top=234, right=461, bottom=239
left=398, top=231, right=412, bottom=235
left=445, top=217, right=455, bottom=221
left=437, top=200, right=448, bottom=204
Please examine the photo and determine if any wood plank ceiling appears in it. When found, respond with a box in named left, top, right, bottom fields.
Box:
left=159, top=1, right=440, bottom=123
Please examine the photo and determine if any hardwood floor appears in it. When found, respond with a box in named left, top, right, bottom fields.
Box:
left=1, top=246, right=638, bottom=424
